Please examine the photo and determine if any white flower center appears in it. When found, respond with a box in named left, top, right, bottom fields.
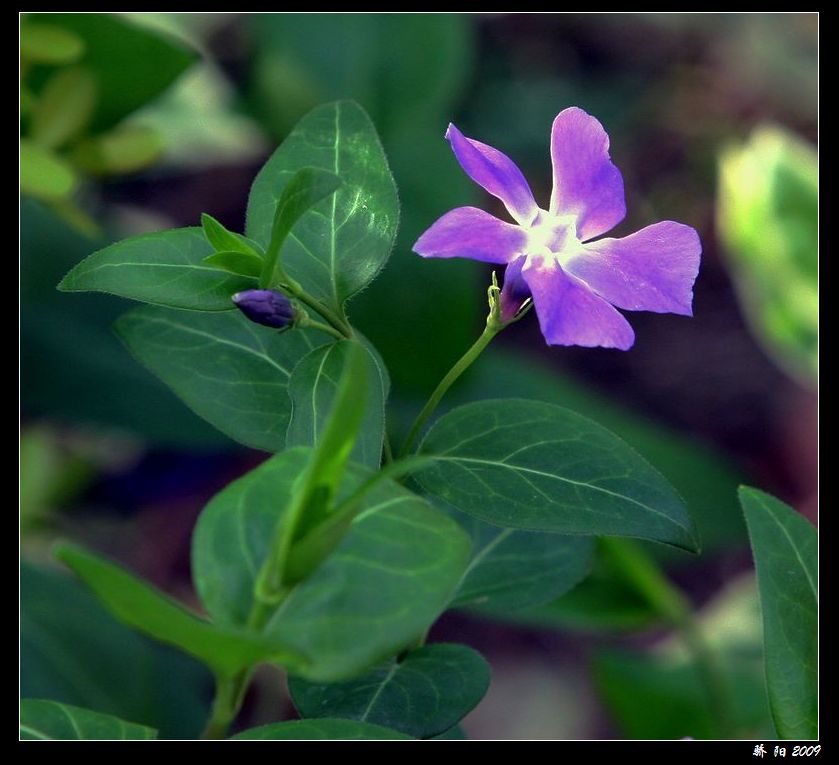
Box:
left=522, top=210, right=584, bottom=269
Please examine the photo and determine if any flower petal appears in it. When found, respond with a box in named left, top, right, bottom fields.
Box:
left=413, top=206, right=526, bottom=264
left=446, top=123, right=539, bottom=225
left=549, top=107, right=626, bottom=241
left=566, top=221, right=701, bottom=315
left=522, top=255, right=635, bottom=350
left=500, top=255, right=530, bottom=322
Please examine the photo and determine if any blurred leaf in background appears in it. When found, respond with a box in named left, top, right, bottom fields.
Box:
left=123, top=13, right=269, bottom=170
left=594, top=575, right=773, bottom=739
left=718, top=126, right=818, bottom=386
left=248, top=14, right=480, bottom=393
left=20, top=13, right=197, bottom=230
left=20, top=426, right=97, bottom=534
left=21, top=561, right=210, bottom=739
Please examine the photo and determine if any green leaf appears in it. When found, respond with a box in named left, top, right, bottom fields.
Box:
left=248, top=15, right=480, bottom=396
left=35, top=13, right=196, bottom=131
left=431, top=725, right=467, bottom=739
left=740, top=487, right=817, bottom=739
left=20, top=700, right=156, bottom=740
left=289, top=643, right=490, bottom=738
left=20, top=139, right=77, bottom=201
left=455, top=348, right=746, bottom=556
left=260, top=167, right=343, bottom=288
left=203, top=250, right=264, bottom=278
left=72, top=126, right=163, bottom=175
left=414, top=399, right=698, bottom=552
left=230, top=719, right=412, bottom=740
left=201, top=213, right=262, bottom=257
left=21, top=561, right=210, bottom=740
left=718, top=127, right=818, bottom=385
left=115, top=305, right=319, bottom=452
left=287, top=340, right=385, bottom=469
left=280, top=341, right=370, bottom=549
left=58, top=227, right=253, bottom=311
left=449, top=507, right=595, bottom=612
left=54, top=543, right=301, bottom=678
left=29, top=66, right=97, bottom=150
left=246, top=101, right=398, bottom=314
left=20, top=23, right=85, bottom=64
left=192, top=448, right=471, bottom=681
left=490, top=578, right=660, bottom=633
left=495, top=541, right=663, bottom=632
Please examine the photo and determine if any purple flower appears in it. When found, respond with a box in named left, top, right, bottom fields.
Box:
left=232, top=289, right=295, bottom=329
left=412, top=107, right=701, bottom=350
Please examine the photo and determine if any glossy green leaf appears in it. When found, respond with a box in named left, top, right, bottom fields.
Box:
left=203, top=250, right=264, bottom=278
left=248, top=14, right=480, bottom=395
left=72, top=126, right=163, bottom=175
left=35, top=13, right=196, bottom=131
left=115, top=306, right=319, bottom=452
left=192, top=448, right=471, bottom=681
left=230, top=719, right=412, bottom=740
left=287, top=340, right=385, bottom=469
left=246, top=100, right=398, bottom=313
left=740, top=487, right=817, bottom=739
left=58, top=227, right=252, bottom=311
left=259, top=167, right=343, bottom=288
left=29, top=66, right=97, bottom=150
left=455, top=349, right=745, bottom=555
left=201, top=213, right=262, bottom=257
left=55, top=543, right=301, bottom=678
left=20, top=139, right=77, bottom=201
left=21, top=561, right=210, bottom=740
left=20, top=23, right=85, bottom=64
left=20, top=700, right=156, bottom=741
left=289, top=643, right=489, bottom=738
left=718, top=127, right=818, bottom=385
left=448, top=506, right=595, bottom=611
left=415, top=399, right=698, bottom=551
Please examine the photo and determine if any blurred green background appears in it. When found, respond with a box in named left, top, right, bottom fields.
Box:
left=20, top=13, right=817, bottom=739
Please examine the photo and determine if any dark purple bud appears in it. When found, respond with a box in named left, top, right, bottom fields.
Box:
left=232, top=289, right=295, bottom=329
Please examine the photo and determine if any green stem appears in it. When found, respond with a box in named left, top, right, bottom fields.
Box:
left=201, top=586, right=291, bottom=738
left=301, top=318, right=345, bottom=341
left=288, top=286, right=353, bottom=338
left=398, top=323, right=500, bottom=458
left=599, top=538, right=735, bottom=738
left=201, top=671, right=248, bottom=740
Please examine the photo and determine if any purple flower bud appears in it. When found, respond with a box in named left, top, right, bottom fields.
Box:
left=231, top=289, right=295, bottom=329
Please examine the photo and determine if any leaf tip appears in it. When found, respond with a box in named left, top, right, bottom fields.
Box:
left=51, top=539, right=82, bottom=567
left=56, top=269, right=77, bottom=292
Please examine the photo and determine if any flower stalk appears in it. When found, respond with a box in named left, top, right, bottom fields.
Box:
left=398, top=273, right=531, bottom=458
